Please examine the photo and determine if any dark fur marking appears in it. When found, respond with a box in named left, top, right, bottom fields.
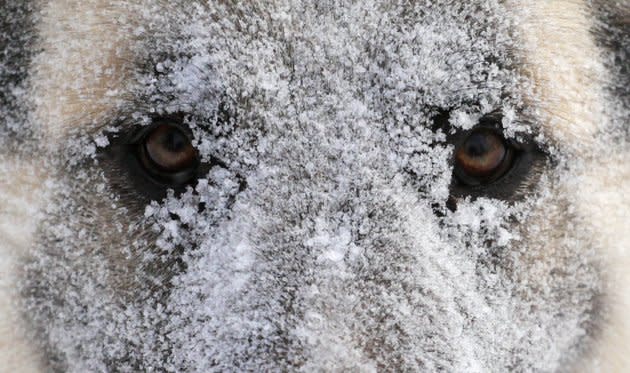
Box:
left=589, top=1, right=630, bottom=138
left=0, top=1, right=38, bottom=151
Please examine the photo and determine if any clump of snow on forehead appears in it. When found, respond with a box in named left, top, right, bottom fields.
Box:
left=16, top=1, right=603, bottom=372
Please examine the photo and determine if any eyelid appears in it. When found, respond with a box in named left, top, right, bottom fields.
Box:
left=452, top=126, right=503, bottom=148
left=128, top=116, right=194, bottom=145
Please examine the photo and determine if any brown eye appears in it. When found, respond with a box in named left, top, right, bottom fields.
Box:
left=454, top=129, right=514, bottom=185
left=139, top=122, right=199, bottom=183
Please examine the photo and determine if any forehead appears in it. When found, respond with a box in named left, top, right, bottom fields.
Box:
left=32, top=1, right=514, bottom=135
left=31, top=0, right=604, bottom=151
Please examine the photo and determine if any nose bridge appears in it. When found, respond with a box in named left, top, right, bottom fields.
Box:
left=225, top=107, right=403, bottom=363
left=240, top=159, right=471, bottom=368
left=170, top=9, right=455, bottom=367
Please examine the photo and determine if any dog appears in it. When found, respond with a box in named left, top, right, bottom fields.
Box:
left=0, top=0, right=628, bottom=371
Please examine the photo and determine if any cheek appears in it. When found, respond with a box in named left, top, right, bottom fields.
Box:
left=565, top=151, right=630, bottom=370
left=570, top=153, right=630, bottom=260
left=507, top=180, right=601, bottom=364
left=0, top=160, right=48, bottom=372
left=0, top=163, right=45, bottom=252
left=517, top=190, right=601, bottom=304
left=39, top=171, right=171, bottom=300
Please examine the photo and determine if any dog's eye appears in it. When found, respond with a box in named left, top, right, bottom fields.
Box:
left=137, top=121, right=200, bottom=185
left=453, top=128, right=514, bottom=186
left=101, top=115, right=223, bottom=202
left=142, top=124, right=198, bottom=172
left=436, top=110, right=548, bottom=206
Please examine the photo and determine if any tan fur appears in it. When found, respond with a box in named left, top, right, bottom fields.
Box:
left=516, top=1, right=629, bottom=371
left=0, top=161, right=46, bottom=373
left=515, top=0, right=608, bottom=152
left=31, top=0, right=136, bottom=142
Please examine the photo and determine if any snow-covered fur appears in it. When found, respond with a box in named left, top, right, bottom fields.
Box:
left=0, top=0, right=628, bottom=371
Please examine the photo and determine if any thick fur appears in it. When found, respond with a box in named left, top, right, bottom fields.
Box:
left=1, top=0, right=628, bottom=371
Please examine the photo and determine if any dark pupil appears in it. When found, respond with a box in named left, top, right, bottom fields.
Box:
left=465, top=133, right=490, bottom=157
left=161, top=129, right=188, bottom=153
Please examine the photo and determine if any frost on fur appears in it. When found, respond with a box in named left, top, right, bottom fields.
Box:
left=0, top=1, right=628, bottom=372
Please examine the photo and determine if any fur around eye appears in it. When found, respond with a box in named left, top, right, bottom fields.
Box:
left=98, top=116, right=206, bottom=203
left=445, top=112, right=547, bottom=204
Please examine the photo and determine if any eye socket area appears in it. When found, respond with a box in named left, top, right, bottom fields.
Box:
left=137, top=121, right=200, bottom=185
left=453, top=128, right=515, bottom=186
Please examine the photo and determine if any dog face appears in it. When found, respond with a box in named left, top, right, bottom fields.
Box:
left=0, top=1, right=628, bottom=371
